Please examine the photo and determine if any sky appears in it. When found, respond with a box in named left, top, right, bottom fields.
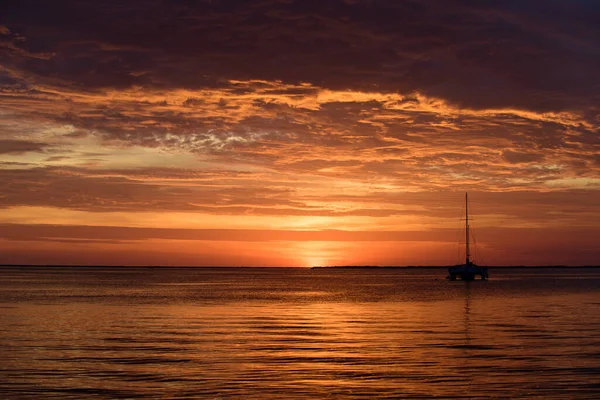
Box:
left=0, top=0, right=599, bottom=266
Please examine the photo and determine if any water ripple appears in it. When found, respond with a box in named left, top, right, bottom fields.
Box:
left=1, top=267, right=600, bottom=399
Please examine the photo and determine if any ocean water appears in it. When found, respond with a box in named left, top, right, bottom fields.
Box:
left=1, top=267, right=599, bottom=399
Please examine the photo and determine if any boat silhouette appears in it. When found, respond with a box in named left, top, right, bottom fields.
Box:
left=447, top=193, right=489, bottom=281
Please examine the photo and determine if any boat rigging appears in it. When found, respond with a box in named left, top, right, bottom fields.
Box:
left=447, top=193, right=489, bottom=281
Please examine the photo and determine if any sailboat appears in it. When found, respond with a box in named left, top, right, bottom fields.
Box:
left=447, top=193, right=489, bottom=281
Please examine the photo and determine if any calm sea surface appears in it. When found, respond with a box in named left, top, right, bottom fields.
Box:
left=1, top=267, right=600, bottom=399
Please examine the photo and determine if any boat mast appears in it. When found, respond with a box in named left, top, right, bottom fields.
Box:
left=465, top=192, right=470, bottom=266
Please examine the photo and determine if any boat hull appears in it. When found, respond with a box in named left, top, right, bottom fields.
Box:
left=447, top=265, right=488, bottom=281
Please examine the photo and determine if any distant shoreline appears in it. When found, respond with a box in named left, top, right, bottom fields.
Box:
left=311, top=265, right=600, bottom=269
left=0, top=264, right=599, bottom=269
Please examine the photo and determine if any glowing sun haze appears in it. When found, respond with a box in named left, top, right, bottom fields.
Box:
left=1, top=0, right=599, bottom=266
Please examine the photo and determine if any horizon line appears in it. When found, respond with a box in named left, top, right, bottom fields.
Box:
left=1, top=264, right=599, bottom=269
